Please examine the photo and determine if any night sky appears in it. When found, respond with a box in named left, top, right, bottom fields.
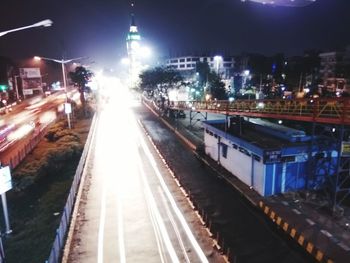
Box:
left=0, top=0, right=349, bottom=69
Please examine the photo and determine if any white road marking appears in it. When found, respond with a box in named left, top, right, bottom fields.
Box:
left=306, top=218, right=315, bottom=226
left=146, top=194, right=167, bottom=263
left=138, top=159, right=180, bottom=263
left=117, top=178, right=126, bottom=263
left=320, top=229, right=333, bottom=238
left=97, top=184, right=106, bottom=263
left=292, top=209, right=302, bottom=215
left=159, top=186, right=191, bottom=263
left=138, top=127, right=209, bottom=263
left=338, top=242, right=350, bottom=251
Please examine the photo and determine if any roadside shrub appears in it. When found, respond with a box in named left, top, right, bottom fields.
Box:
left=14, top=124, right=84, bottom=191
left=45, top=121, right=67, bottom=142
left=45, top=122, right=80, bottom=142
left=52, top=130, right=80, bottom=142
left=74, top=104, right=95, bottom=119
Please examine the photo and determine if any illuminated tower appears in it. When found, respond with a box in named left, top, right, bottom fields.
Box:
left=126, top=3, right=141, bottom=87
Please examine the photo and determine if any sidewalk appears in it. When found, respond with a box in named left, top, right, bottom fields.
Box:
left=146, top=102, right=350, bottom=263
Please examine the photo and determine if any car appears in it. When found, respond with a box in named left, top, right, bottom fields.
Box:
left=178, top=110, right=186, bottom=118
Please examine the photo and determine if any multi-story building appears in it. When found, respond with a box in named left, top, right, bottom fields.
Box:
left=165, top=55, right=234, bottom=79
left=319, top=50, right=349, bottom=93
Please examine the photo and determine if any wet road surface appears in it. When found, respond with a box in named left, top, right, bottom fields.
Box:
left=135, top=103, right=316, bottom=263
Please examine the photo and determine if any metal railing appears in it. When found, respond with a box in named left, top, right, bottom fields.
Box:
left=171, top=97, right=350, bottom=125
left=45, top=113, right=97, bottom=263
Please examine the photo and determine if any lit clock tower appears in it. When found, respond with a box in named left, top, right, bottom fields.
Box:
left=126, top=3, right=141, bottom=87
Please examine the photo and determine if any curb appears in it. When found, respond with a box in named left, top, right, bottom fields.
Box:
left=143, top=101, right=197, bottom=151
left=61, top=114, right=99, bottom=263
left=258, top=201, right=334, bottom=263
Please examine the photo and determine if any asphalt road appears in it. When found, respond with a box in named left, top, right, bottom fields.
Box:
left=134, top=102, right=316, bottom=263
left=67, top=90, right=224, bottom=263
left=0, top=90, right=76, bottom=163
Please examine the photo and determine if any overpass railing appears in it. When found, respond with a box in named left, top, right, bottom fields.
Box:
left=171, top=97, right=350, bottom=125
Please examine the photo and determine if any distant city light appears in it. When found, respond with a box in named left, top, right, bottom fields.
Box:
left=257, top=102, right=265, bottom=108
left=121, top=57, right=130, bottom=65
left=242, top=0, right=316, bottom=7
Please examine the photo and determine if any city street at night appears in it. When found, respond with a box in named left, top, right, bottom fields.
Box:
left=1, top=1, right=350, bottom=262
left=65, top=88, right=223, bottom=263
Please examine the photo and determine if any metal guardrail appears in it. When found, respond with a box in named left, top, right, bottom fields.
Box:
left=171, top=98, right=350, bottom=125
left=45, top=113, right=97, bottom=263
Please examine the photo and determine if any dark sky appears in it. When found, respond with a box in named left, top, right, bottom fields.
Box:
left=0, top=0, right=349, bottom=69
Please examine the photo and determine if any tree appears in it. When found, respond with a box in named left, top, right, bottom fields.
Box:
left=208, top=71, right=227, bottom=100
left=139, top=66, right=183, bottom=97
left=69, top=66, right=93, bottom=106
left=195, top=61, right=228, bottom=100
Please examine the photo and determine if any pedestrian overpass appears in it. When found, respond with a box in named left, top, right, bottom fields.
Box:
left=170, top=97, right=350, bottom=125
left=167, top=97, right=350, bottom=213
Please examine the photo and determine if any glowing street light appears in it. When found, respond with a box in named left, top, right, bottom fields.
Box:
left=34, top=56, right=84, bottom=129
left=34, top=56, right=85, bottom=94
left=121, top=57, right=130, bottom=65
left=213, top=55, right=223, bottom=73
left=0, top=19, right=53, bottom=37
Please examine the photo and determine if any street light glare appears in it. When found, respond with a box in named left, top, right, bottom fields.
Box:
left=0, top=19, right=53, bottom=37
left=34, top=56, right=41, bottom=61
left=32, top=19, right=53, bottom=28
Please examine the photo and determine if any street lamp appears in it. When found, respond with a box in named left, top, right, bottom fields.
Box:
left=0, top=19, right=53, bottom=37
left=0, top=19, right=53, bottom=262
left=34, top=56, right=84, bottom=94
left=0, top=20, right=53, bottom=103
left=34, top=56, right=84, bottom=129
left=213, top=55, right=223, bottom=74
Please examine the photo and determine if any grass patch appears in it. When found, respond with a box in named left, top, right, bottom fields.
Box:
left=2, top=110, right=92, bottom=263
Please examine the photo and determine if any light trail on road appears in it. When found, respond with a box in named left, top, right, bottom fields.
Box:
left=136, top=119, right=209, bottom=263
left=69, top=80, right=215, bottom=263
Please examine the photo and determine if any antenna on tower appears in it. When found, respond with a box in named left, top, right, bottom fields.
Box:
left=130, top=2, right=136, bottom=26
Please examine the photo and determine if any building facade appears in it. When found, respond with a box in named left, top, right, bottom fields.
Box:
left=319, top=51, right=349, bottom=93
left=165, top=55, right=234, bottom=79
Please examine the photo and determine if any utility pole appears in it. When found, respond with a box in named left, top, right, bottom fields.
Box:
left=14, top=75, right=20, bottom=101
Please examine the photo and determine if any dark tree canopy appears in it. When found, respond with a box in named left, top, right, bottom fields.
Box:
left=139, top=67, right=183, bottom=95
left=69, top=66, right=93, bottom=105
left=196, top=61, right=228, bottom=100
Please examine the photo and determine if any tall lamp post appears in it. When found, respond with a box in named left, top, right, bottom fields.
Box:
left=34, top=56, right=84, bottom=129
left=0, top=19, right=52, bottom=37
left=0, top=19, right=53, bottom=103
left=0, top=19, right=53, bottom=263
